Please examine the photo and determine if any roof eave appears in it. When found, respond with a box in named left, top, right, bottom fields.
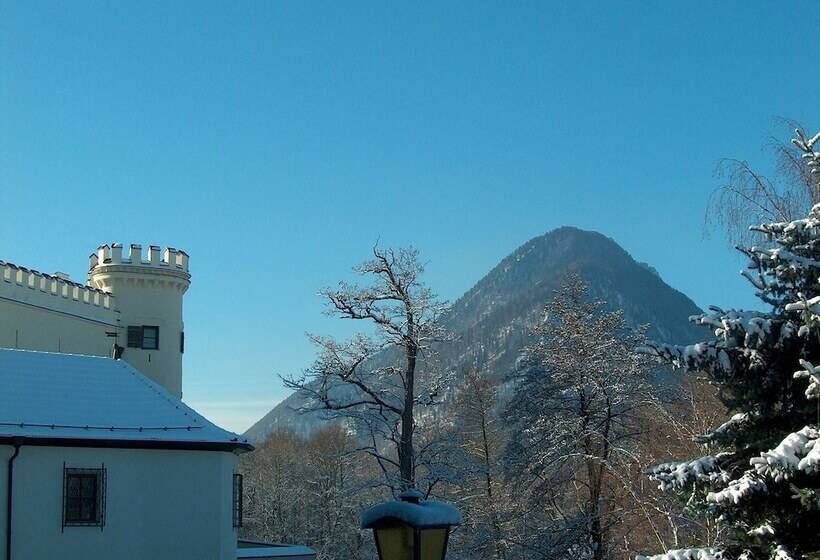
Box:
left=0, top=435, right=254, bottom=453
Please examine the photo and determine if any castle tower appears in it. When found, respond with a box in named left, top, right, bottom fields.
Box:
left=88, top=244, right=190, bottom=398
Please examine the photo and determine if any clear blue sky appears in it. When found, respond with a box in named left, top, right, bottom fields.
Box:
left=2, top=2, right=818, bottom=432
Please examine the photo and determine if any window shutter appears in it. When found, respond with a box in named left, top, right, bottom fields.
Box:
left=127, top=326, right=142, bottom=348
left=232, top=473, right=243, bottom=528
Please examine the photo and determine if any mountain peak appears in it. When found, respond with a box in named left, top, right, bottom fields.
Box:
left=245, top=228, right=703, bottom=442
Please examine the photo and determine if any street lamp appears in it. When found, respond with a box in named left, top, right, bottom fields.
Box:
left=361, top=489, right=462, bottom=560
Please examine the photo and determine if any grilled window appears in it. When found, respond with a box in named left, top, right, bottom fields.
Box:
left=126, top=326, right=159, bottom=350
left=63, top=466, right=106, bottom=529
left=232, top=473, right=243, bottom=528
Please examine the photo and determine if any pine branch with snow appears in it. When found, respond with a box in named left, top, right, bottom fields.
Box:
left=638, top=130, right=820, bottom=560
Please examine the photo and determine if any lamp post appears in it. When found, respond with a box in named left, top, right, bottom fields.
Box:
left=361, top=489, right=462, bottom=560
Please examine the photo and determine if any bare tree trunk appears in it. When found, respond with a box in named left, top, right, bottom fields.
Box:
left=400, top=335, right=417, bottom=489
left=280, top=246, right=451, bottom=495
left=480, top=409, right=506, bottom=560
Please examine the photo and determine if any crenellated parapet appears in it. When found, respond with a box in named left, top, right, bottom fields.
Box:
left=88, top=243, right=191, bottom=294
left=0, top=260, right=115, bottom=323
left=90, top=244, right=189, bottom=273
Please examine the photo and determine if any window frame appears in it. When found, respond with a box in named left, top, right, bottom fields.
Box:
left=126, top=325, right=160, bottom=350
left=141, top=326, right=159, bottom=350
left=62, top=464, right=106, bottom=530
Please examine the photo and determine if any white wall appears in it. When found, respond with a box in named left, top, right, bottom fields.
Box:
left=0, top=444, right=239, bottom=560
left=97, top=272, right=187, bottom=398
left=0, top=268, right=117, bottom=358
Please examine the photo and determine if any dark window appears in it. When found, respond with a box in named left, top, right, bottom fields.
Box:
left=63, top=466, right=106, bottom=529
left=126, top=326, right=142, bottom=348
left=180, top=331, right=185, bottom=354
left=232, top=473, right=243, bottom=528
left=142, top=326, right=159, bottom=350
left=126, top=326, right=159, bottom=350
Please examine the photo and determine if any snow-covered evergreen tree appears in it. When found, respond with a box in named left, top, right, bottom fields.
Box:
left=638, top=129, right=820, bottom=560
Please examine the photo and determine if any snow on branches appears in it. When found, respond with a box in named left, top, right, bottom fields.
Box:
left=793, top=359, right=820, bottom=400
left=792, top=129, right=820, bottom=185
left=705, top=472, right=767, bottom=506
left=694, top=413, right=754, bottom=445
left=637, top=129, right=820, bottom=560
left=635, top=547, right=726, bottom=560
left=647, top=453, right=732, bottom=492
left=750, top=426, right=820, bottom=479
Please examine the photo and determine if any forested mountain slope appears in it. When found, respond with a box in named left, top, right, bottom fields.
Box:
left=246, top=227, right=704, bottom=442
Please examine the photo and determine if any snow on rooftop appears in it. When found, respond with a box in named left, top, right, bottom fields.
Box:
left=0, top=348, right=251, bottom=451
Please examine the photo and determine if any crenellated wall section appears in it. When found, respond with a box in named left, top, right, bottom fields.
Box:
left=89, top=243, right=189, bottom=274
left=0, top=261, right=118, bottom=356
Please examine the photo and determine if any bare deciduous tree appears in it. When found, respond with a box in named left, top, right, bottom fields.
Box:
left=505, top=273, right=656, bottom=560
left=240, top=426, right=377, bottom=560
left=705, top=120, right=817, bottom=246
left=283, top=245, right=451, bottom=493
left=451, top=368, right=509, bottom=560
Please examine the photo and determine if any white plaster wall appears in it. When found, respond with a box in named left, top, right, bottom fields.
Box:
left=103, top=275, right=186, bottom=398
left=0, top=296, right=116, bottom=358
left=0, top=446, right=11, bottom=559
left=89, top=268, right=187, bottom=399
left=0, top=444, right=239, bottom=560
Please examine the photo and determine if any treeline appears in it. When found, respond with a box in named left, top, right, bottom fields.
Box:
left=239, top=425, right=378, bottom=560
left=239, top=345, right=725, bottom=559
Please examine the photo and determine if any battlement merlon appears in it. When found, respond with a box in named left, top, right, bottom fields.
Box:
left=90, top=244, right=191, bottom=276
left=1, top=260, right=114, bottom=310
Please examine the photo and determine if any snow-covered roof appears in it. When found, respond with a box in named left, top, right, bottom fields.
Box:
left=0, top=349, right=252, bottom=451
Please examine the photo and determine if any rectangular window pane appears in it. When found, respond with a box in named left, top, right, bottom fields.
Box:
left=142, top=326, right=159, bottom=350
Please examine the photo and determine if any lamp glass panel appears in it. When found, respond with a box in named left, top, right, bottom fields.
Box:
left=419, top=528, right=449, bottom=560
left=375, top=526, right=414, bottom=560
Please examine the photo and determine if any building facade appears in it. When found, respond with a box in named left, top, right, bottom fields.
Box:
left=0, top=349, right=250, bottom=560
left=0, top=246, right=316, bottom=560
left=0, top=243, right=189, bottom=397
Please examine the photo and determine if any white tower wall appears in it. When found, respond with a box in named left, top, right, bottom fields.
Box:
left=88, top=244, right=190, bottom=398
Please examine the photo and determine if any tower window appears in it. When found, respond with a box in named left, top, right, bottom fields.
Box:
left=127, top=326, right=160, bottom=350
left=63, top=466, right=106, bottom=528
left=142, top=326, right=159, bottom=350
left=232, top=473, right=243, bottom=528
